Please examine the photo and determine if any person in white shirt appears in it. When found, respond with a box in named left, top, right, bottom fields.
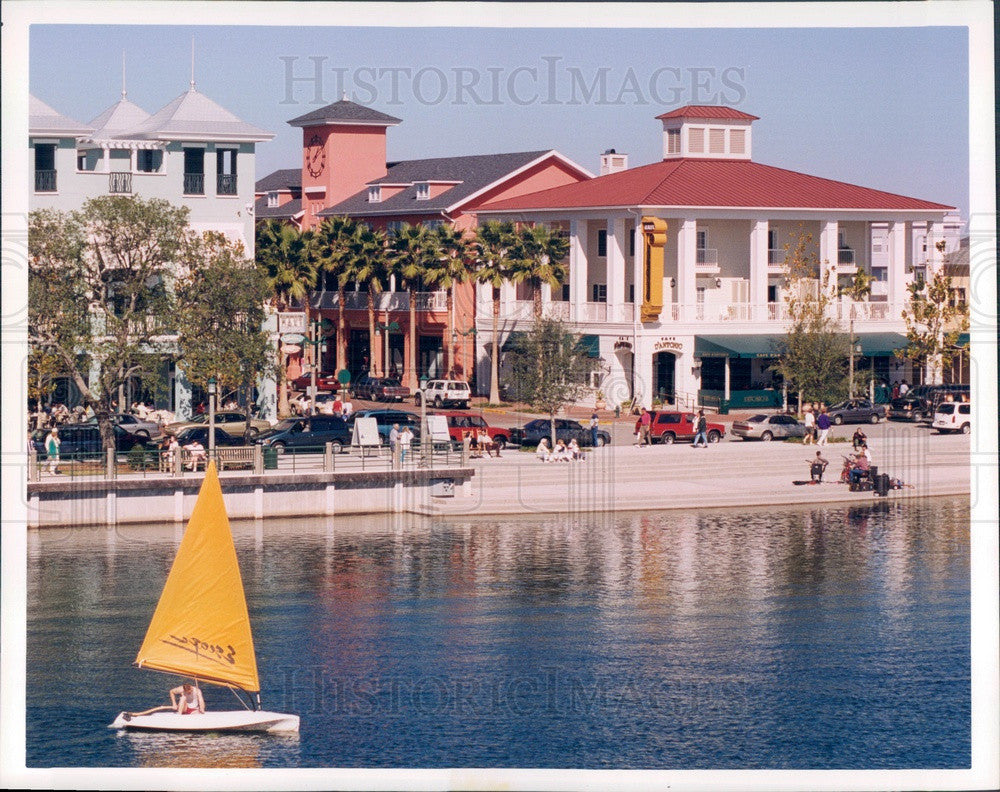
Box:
left=536, top=437, right=551, bottom=462
left=398, top=426, right=413, bottom=464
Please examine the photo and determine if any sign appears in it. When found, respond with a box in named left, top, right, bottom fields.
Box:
left=613, top=340, right=633, bottom=352
left=277, top=312, right=307, bottom=335
left=280, top=343, right=301, bottom=355
left=282, top=333, right=305, bottom=345
left=654, top=337, right=683, bottom=352
left=426, top=414, right=451, bottom=445
left=337, top=369, right=352, bottom=386
left=351, top=417, right=381, bottom=448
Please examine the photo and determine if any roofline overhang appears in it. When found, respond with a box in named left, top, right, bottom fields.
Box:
left=288, top=118, right=401, bottom=128
left=131, top=132, right=274, bottom=143
left=477, top=203, right=955, bottom=215
left=317, top=207, right=456, bottom=219
left=30, top=128, right=94, bottom=137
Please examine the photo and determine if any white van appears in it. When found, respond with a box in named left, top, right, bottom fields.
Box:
left=416, top=380, right=471, bottom=409
left=931, top=401, right=971, bottom=434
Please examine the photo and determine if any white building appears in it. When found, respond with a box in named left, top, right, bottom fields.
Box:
left=478, top=106, right=962, bottom=410
left=29, top=85, right=274, bottom=416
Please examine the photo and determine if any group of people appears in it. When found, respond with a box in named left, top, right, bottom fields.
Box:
left=292, top=393, right=352, bottom=419
left=387, top=423, right=414, bottom=463
left=801, top=404, right=832, bottom=446
left=806, top=428, right=873, bottom=484
left=30, top=401, right=90, bottom=431
left=535, top=437, right=584, bottom=462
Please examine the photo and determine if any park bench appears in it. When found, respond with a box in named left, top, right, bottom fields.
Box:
left=214, top=447, right=257, bottom=471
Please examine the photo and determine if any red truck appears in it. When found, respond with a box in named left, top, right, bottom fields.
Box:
left=431, top=411, right=511, bottom=448
left=290, top=372, right=340, bottom=392
left=647, top=411, right=725, bottom=444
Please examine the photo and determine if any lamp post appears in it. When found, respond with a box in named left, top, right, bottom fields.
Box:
left=207, top=377, right=217, bottom=455
left=418, top=373, right=429, bottom=467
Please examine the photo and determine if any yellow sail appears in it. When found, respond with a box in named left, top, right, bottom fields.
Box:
left=135, top=462, right=260, bottom=692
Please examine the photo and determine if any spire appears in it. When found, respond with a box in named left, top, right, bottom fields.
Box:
left=189, top=36, right=196, bottom=91
left=121, top=50, right=127, bottom=99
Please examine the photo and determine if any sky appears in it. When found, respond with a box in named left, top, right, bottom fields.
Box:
left=28, top=23, right=970, bottom=217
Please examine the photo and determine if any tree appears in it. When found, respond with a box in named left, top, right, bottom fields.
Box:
left=770, top=228, right=850, bottom=406
left=425, top=224, right=473, bottom=378
left=174, top=232, right=271, bottom=440
left=312, top=216, right=358, bottom=374
left=255, top=219, right=317, bottom=416
left=839, top=268, right=873, bottom=397
left=510, top=223, right=569, bottom=317
left=506, top=317, right=597, bottom=445
left=391, top=223, right=438, bottom=385
left=29, top=196, right=193, bottom=449
left=896, top=242, right=969, bottom=385
left=346, top=224, right=392, bottom=376
left=474, top=221, right=520, bottom=403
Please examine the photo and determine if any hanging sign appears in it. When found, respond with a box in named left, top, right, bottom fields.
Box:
left=282, top=333, right=305, bottom=345
left=281, top=343, right=301, bottom=355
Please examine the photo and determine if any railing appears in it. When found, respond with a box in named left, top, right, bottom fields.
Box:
left=838, top=248, right=855, bottom=265
left=35, top=170, right=57, bottom=192
left=580, top=302, right=607, bottom=322
left=413, top=291, right=447, bottom=311
left=696, top=248, right=718, bottom=265
left=109, top=171, right=132, bottom=194
left=311, top=290, right=448, bottom=312
left=183, top=173, right=205, bottom=195
left=767, top=249, right=785, bottom=266
left=217, top=173, right=238, bottom=195
left=545, top=301, right=570, bottom=320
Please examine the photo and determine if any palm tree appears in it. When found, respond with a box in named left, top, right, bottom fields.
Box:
left=425, top=224, right=473, bottom=378
left=346, top=224, right=392, bottom=376
left=391, top=223, right=438, bottom=387
left=473, top=221, right=519, bottom=404
left=512, top=224, right=570, bottom=318
left=255, top=219, right=317, bottom=416
left=312, top=215, right=358, bottom=373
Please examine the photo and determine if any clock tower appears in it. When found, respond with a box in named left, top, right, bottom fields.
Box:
left=288, top=99, right=402, bottom=229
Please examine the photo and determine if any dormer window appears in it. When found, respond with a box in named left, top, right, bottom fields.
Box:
left=416, top=182, right=430, bottom=201
left=708, top=128, right=725, bottom=154
left=267, top=191, right=279, bottom=208
left=666, top=128, right=681, bottom=155
left=368, top=185, right=381, bottom=203
left=729, top=129, right=746, bottom=155
left=688, top=128, right=705, bottom=153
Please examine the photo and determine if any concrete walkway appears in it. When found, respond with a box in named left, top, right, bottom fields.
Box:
left=421, top=432, right=972, bottom=517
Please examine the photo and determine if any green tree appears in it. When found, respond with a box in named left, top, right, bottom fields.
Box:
left=175, top=232, right=271, bottom=441
left=474, top=221, right=520, bottom=403
left=896, top=242, right=969, bottom=385
left=839, top=268, right=874, bottom=397
left=346, top=224, right=392, bottom=376
left=312, top=216, right=358, bottom=374
left=511, top=223, right=569, bottom=317
left=506, top=317, right=597, bottom=445
left=29, top=196, right=193, bottom=449
left=425, top=224, right=473, bottom=378
left=391, top=223, right=438, bottom=384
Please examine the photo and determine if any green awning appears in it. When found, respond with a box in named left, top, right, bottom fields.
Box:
left=955, top=332, right=970, bottom=347
left=576, top=334, right=601, bottom=358
left=695, top=335, right=785, bottom=359
left=856, top=332, right=908, bottom=356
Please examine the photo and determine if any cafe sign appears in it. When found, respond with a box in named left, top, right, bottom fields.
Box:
left=653, top=336, right=683, bottom=352
left=613, top=337, right=633, bottom=352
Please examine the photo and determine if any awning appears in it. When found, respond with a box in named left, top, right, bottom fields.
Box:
left=954, top=332, right=970, bottom=347
left=695, top=334, right=785, bottom=359
left=856, top=332, right=908, bottom=356
left=576, top=334, right=601, bottom=358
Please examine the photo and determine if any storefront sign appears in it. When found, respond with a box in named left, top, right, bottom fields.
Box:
left=282, top=333, right=305, bottom=345
left=653, top=337, right=683, bottom=352
left=277, top=312, right=307, bottom=335
left=280, top=343, right=301, bottom=355
left=613, top=339, right=633, bottom=352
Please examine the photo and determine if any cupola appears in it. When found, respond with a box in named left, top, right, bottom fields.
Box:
left=655, top=105, right=758, bottom=161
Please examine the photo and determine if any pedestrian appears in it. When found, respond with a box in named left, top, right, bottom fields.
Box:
left=45, top=427, right=61, bottom=474
left=341, top=399, right=352, bottom=419
left=536, top=437, right=551, bottom=462
left=638, top=408, right=652, bottom=447
left=808, top=450, right=829, bottom=482
left=803, top=405, right=815, bottom=445
left=899, top=380, right=909, bottom=396
left=398, top=425, right=413, bottom=464
left=388, top=423, right=400, bottom=452
left=692, top=409, right=709, bottom=448
left=816, top=408, right=831, bottom=446
left=852, top=427, right=867, bottom=451
left=589, top=413, right=599, bottom=448
left=891, top=381, right=900, bottom=400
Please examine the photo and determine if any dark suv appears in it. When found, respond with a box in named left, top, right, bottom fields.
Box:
left=890, top=384, right=969, bottom=421
left=31, top=423, right=147, bottom=458
left=255, top=416, right=351, bottom=454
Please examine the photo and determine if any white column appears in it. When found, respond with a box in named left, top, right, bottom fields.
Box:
left=102, top=144, right=110, bottom=173
left=632, top=224, right=644, bottom=322
left=676, top=218, right=698, bottom=322
left=540, top=281, right=552, bottom=314
left=724, top=357, right=731, bottom=401
left=819, top=220, right=839, bottom=296
left=749, top=219, right=769, bottom=321
left=569, top=219, right=587, bottom=322
left=927, top=221, right=945, bottom=275
left=606, top=217, right=626, bottom=322
left=888, top=221, right=907, bottom=307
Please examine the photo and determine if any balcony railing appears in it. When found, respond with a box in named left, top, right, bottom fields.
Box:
left=311, top=290, right=448, bottom=312
left=580, top=302, right=607, bottom=322
left=696, top=248, right=718, bottom=265
left=545, top=301, right=570, bottom=320
left=34, top=170, right=57, bottom=192
left=837, top=248, right=855, bottom=265
left=109, top=171, right=132, bottom=194
left=183, top=173, right=205, bottom=195
left=217, top=173, right=238, bottom=196
left=768, top=249, right=785, bottom=266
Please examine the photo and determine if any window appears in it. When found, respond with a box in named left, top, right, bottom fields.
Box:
left=696, top=230, right=708, bottom=250
left=137, top=149, right=162, bottom=173
left=591, top=284, right=607, bottom=303
left=768, top=229, right=777, bottom=250
left=561, top=284, right=571, bottom=301
left=729, top=128, right=746, bottom=154
left=34, top=143, right=57, bottom=192
left=183, top=148, right=205, bottom=195
left=597, top=229, right=607, bottom=258
left=386, top=220, right=404, bottom=235
left=416, top=182, right=430, bottom=200
left=688, top=127, right=705, bottom=153
left=216, top=149, right=237, bottom=195
left=267, top=191, right=279, bottom=208
left=423, top=219, right=444, bottom=230
left=629, top=230, right=635, bottom=257
left=708, top=128, right=725, bottom=154
left=368, top=185, right=381, bottom=203
left=629, top=284, right=635, bottom=302
left=666, top=128, right=681, bottom=154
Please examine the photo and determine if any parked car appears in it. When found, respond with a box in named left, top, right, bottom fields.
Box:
left=415, top=380, right=471, bottom=409
left=166, top=411, right=272, bottom=439
left=31, top=423, right=148, bottom=459
left=290, top=372, right=341, bottom=392
left=647, top=411, right=725, bottom=444
left=508, top=418, right=611, bottom=447
left=105, top=412, right=163, bottom=440
left=173, top=426, right=247, bottom=447
left=255, top=415, right=352, bottom=454
left=352, top=376, right=410, bottom=402
left=931, top=401, right=971, bottom=434
left=430, top=411, right=510, bottom=448
left=731, top=413, right=807, bottom=441
left=350, top=409, right=422, bottom=444
left=888, top=385, right=968, bottom=422
left=826, top=399, right=886, bottom=425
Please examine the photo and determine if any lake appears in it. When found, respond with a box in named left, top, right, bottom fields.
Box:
left=26, top=497, right=970, bottom=769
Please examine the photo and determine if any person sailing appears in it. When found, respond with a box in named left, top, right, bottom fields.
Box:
left=171, top=683, right=206, bottom=714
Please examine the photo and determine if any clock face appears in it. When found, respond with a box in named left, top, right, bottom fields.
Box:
left=306, top=134, right=326, bottom=178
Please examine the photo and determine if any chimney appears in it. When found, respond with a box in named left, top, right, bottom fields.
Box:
left=600, top=149, right=628, bottom=175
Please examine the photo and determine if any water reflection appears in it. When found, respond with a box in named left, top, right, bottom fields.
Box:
left=28, top=499, right=970, bottom=769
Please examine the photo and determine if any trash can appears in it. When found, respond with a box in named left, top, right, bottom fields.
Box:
left=263, top=446, right=278, bottom=470
left=719, top=400, right=730, bottom=415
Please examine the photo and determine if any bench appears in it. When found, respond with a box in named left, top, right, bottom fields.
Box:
left=215, top=447, right=256, bottom=471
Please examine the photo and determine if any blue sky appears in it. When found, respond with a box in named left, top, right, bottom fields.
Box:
left=30, top=24, right=968, bottom=216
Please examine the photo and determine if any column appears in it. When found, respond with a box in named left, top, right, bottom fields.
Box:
left=724, top=357, right=731, bottom=401
left=927, top=221, right=945, bottom=275
left=569, top=219, right=587, bottom=322
left=632, top=224, right=644, bottom=323
left=606, top=217, right=626, bottom=322
left=676, top=218, right=698, bottom=322
left=749, top=219, right=769, bottom=322
left=819, top=220, right=839, bottom=296
left=540, top=282, right=552, bottom=314
left=888, top=221, right=907, bottom=308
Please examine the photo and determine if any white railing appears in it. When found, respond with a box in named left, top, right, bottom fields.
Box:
left=311, top=290, right=447, bottom=312
left=696, top=248, right=718, bottom=265
left=580, top=302, right=607, bottom=322
left=838, top=248, right=855, bottom=265
left=767, top=249, right=785, bottom=266
left=545, top=301, right=570, bottom=320
left=413, top=291, right=448, bottom=311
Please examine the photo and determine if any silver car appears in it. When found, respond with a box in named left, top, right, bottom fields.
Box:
left=731, top=413, right=806, bottom=441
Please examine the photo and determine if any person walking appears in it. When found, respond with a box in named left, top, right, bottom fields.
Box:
left=589, top=413, right=599, bottom=448
left=692, top=410, right=709, bottom=448
left=816, top=408, right=832, bottom=446
left=45, top=428, right=61, bottom=474
left=638, top=408, right=652, bottom=447
left=803, top=405, right=815, bottom=445
left=398, top=426, right=413, bottom=465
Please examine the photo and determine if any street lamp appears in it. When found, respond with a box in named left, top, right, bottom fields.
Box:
left=418, top=373, right=429, bottom=467
left=207, top=377, right=217, bottom=455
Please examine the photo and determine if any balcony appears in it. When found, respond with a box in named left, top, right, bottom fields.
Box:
left=34, top=170, right=57, bottom=192
left=109, top=171, right=132, bottom=194
left=311, top=290, right=448, bottom=312
left=183, top=173, right=205, bottom=195
left=217, top=173, right=238, bottom=196
left=695, top=248, right=720, bottom=274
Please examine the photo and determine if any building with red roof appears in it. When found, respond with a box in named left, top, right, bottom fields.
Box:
left=477, top=106, right=961, bottom=409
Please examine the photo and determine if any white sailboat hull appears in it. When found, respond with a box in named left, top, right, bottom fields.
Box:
left=109, top=710, right=300, bottom=733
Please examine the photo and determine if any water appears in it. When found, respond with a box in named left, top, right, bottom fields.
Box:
left=26, top=498, right=970, bottom=769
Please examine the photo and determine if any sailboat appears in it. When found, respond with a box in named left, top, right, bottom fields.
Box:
left=109, top=462, right=299, bottom=733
